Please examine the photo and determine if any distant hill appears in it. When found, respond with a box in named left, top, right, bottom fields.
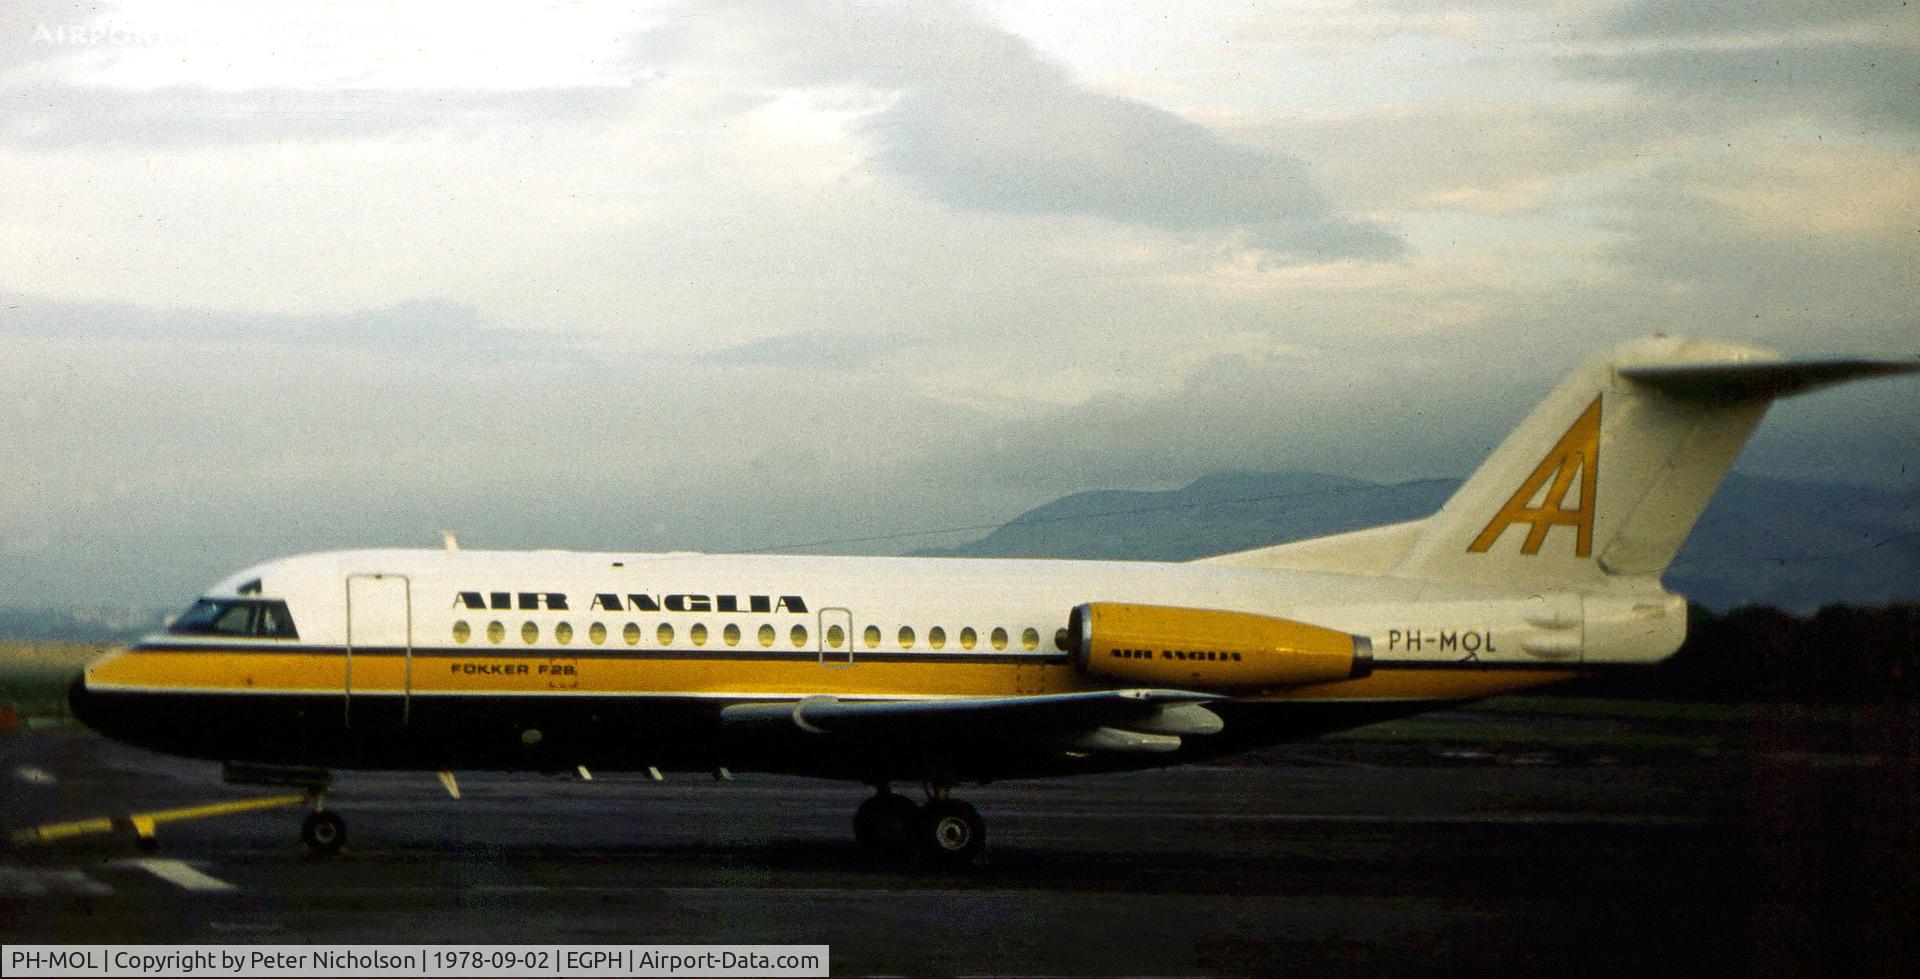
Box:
left=1666, top=474, right=1920, bottom=611
left=918, top=470, right=1919, bottom=612
left=919, top=470, right=1454, bottom=563
left=0, top=607, right=169, bottom=643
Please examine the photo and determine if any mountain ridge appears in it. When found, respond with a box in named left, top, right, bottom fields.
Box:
left=917, top=470, right=1919, bottom=612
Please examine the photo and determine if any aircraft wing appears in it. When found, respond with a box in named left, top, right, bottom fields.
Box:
left=720, top=689, right=1224, bottom=756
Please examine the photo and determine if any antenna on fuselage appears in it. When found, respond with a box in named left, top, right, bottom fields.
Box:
left=442, top=531, right=460, bottom=552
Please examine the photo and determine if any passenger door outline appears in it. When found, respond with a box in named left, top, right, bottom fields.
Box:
left=344, top=573, right=413, bottom=727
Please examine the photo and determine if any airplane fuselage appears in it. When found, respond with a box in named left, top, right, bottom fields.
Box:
left=72, top=547, right=1680, bottom=783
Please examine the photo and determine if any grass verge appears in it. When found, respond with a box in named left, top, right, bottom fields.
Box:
left=0, top=642, right=105, bottom=724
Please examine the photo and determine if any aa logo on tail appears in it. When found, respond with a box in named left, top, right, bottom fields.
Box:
left=1469, top=396, right=1601, bottom=557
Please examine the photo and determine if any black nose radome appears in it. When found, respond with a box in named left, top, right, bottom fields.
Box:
left=67, top=673, right=95, bottom=729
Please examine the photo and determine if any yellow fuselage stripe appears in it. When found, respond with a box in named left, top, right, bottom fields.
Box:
left=88, top=650, right=1577, bottom=702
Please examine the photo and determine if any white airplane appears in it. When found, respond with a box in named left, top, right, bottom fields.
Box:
left=67, top=337, right=1916, bottom=862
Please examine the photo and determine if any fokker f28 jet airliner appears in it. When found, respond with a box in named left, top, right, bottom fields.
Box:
left=67, top=337, right=1917, bottom=862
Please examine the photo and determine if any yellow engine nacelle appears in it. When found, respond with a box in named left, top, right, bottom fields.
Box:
left=1068, top=603, right=1371, bottom=691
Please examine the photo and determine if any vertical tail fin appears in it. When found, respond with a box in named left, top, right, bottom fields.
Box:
left=1390, top=337, right=1917, bottom=587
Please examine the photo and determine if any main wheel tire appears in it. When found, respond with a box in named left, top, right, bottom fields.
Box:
left=853, top=793, right=920, bottom=855
left=301, top=810, right=346, bottom=856
left=917, top=799, right=985, bottom=864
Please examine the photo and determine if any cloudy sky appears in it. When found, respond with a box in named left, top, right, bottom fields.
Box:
left=2, top=0, right=1916, bottom=608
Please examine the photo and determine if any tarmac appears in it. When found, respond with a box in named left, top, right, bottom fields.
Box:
left=3, top=705, right=1916, bottom=977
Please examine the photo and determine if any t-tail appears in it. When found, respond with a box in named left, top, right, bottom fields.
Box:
left=1210, top=336, right=1918, bottom=591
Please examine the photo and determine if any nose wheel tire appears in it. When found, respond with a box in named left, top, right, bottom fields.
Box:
left=853, top=792, right=920, bottom=855
left=917, top=799, right=985, bottom=864
left=301, top=810, right=346, bottom=856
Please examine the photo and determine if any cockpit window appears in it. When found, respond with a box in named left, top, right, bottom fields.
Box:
left=168, top=599, right=226, bottom=633
left=257, top=602, right=294, bottom=637
left=212, top=603, right=256, bottom=634
left=167, top=599, right=299, bottom=639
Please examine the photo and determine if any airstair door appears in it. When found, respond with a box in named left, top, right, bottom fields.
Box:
left=345, top=574, right=413, bottom=728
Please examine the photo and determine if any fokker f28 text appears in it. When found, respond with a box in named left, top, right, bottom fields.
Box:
left=67, top=337, right=1918, bottom=862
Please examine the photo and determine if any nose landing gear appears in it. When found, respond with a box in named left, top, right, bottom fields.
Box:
left=219, top=762, right=343, bottom=856
left=853, top=784, right=986, bottom=864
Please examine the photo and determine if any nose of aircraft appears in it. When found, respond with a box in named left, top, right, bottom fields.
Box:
left=67, top=672, right=98, bottom=730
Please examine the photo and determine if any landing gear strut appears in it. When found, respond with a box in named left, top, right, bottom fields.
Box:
left=853, top=784, right=986, bottom=864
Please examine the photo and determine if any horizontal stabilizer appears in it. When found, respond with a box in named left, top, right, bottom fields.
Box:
left=1620, top=359, right=1920, bottom=402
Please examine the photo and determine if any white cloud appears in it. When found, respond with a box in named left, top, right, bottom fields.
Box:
left=640, top=1, right=1399, bottom=259
left=0, top=1, right=1916, bottom=608
left=13, top=1, right=660, bottom=90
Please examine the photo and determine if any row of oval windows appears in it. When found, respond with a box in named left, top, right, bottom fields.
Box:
left=450, top=620, right=1065, bottom=652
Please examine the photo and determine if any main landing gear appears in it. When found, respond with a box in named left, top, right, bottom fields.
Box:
left=853, top=785, right=986, bottom=864
left=300, top=807, right=347, bottom=856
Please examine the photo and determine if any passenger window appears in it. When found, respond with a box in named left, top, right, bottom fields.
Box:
left=657, top=623, right=674, bottom=646
left=624, top=622, right=641, bottom=646
left=960, top=627, right=976, bottom=650
left=991, top=627, right=1008, bottom=651
left=792, top=624, right=809, bottom=648
left=929, top=626, right=946, bottom=650
left=898, top=626, right=915, bottom=650
left=1022, top=628, right=1039, bottom=651
left=453, top=621, right=471, bottom=644
left=589, top=622, right=607, bottom=645
left=758, top=624, right=775, bottom=648
left=487, top=621, right=505, bottom=644
left=863, top=625, right=881, bottom=649
left=1055, top=628, right=1068, bottom=651
left=724, top=623, right=741, bottom=647
left=521, top=622, right=539, bottom=644
left=691, top=623, right=708, bottom=646
left=826, top=625, right=844, bottom=649
left=555, top=622, right=574, bottom=645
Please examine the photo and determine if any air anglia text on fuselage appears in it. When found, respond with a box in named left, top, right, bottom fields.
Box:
left=1112, top=648, right=1247, bottom=662
left=451, top=591, right=810, bottom=614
